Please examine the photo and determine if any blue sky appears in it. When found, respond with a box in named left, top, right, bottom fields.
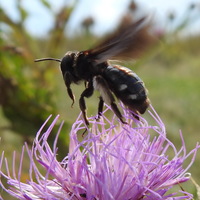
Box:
left=1, top=0, right=200, bottom=37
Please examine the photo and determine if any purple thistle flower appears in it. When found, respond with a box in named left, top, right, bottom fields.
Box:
left=0, top=105, right=199, bottom=200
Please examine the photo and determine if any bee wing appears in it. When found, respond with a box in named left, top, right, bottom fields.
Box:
left=86, top=17, right=155, bottom=64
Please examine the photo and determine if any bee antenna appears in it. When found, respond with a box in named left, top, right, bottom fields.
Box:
left=34, top=58, right=61, bottom=62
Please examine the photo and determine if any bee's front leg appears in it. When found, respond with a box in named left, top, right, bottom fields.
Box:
left=63, top=72, right=75, bottom=107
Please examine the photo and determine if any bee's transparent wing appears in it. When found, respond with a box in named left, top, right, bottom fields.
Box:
left=86, top=17, right=155, bottom=64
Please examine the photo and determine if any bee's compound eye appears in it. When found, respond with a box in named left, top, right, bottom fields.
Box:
left=61, top=54, right=74, bottom=68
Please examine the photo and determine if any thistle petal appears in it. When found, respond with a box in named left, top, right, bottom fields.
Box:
left=0, top=105, right=199, bottom=200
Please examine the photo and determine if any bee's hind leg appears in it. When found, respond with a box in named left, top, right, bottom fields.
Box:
left=96, top=96, right=104, bottom=120
left=93, top=75, right=126, bottom=124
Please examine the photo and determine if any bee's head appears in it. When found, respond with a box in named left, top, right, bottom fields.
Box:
left=60, top=51, right=82, bottom=83
left=60, top=51, right=77, bottom=74
left=34, top=51, right=79, bottom=81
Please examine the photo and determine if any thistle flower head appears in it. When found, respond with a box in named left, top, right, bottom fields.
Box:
left=0, top=105, right=199, bottom=200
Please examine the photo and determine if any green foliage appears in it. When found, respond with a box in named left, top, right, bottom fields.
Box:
left=0, top=1, right=78, bottom=158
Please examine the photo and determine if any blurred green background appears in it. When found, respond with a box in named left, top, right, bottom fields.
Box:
left=0, top=0, right=200, bottom=199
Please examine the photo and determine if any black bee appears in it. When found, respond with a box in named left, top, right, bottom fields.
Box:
left=35, top=17, right=154, bottom=125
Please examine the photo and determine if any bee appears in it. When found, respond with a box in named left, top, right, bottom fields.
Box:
left=35, top=17, right=154, bottom=125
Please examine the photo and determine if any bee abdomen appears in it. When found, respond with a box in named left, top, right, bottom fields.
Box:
left=104, top=65, right=149, bottom=114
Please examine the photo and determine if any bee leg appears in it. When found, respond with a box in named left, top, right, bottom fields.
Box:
left=93, top=76, right=126, bottom=124
left=96, top=96, right=104, bottom=120
left=67, top=87, right=75, bottom=108
left=79, top=80, right=94, bottom=126
left=131, top=111, right=140, bottom=121
left=63, top=72, right=75, bottom=107
left=111, top=102, right=127, bottom=124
